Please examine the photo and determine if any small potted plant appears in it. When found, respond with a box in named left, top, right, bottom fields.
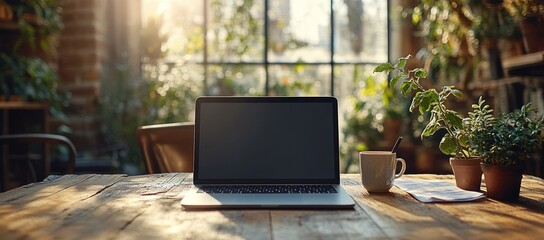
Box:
left=374, top=55, right=482, bottom=191
left=468, top=102, right=544, bottom=200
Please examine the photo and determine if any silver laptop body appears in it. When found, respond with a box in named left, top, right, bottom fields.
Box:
left=181, top=96, right=355, bottom=209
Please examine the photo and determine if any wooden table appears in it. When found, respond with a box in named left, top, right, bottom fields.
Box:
left=0, top=174, right=543, bottom=239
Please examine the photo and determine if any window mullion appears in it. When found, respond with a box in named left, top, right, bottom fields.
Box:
left=264, top=0, right=270, bottom=96
left=203, top=0, right=209, bottom=95
left=330, top=0, right=334, bottom=96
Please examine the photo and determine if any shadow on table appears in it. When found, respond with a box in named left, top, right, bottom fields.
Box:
left=0, top=174, right=191, bottom=239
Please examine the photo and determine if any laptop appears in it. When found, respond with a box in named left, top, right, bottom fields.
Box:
left=181, top=96, right=355, bottom=209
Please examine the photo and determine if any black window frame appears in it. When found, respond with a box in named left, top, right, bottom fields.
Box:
left=180, top=0, right=391, bottom=96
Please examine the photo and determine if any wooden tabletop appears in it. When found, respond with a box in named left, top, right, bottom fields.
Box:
left=0, top=174, right=543, bottom=239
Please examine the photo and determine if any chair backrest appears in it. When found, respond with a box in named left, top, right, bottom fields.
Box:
left=137, top=122, right=194, bottom=174
left=0, top=133, right=77, bottom=192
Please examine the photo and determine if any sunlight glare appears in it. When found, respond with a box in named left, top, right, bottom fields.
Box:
left=290, top=0, right=328, bottom=45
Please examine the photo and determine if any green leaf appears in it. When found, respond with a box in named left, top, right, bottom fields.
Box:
left=445, top=111, right=463, bottom=129
left=410, top=92, right=424, bottom=112
left=374, top=63, right=394, bottom=73
left=396, top=58, right=407, bottom=68
left=400, top=82, right=411, bottom=96
left=419, top=96, right=432, bottom=114
left=427, top=90, right=440, bottom=102
left=439, top=135, right=457, bottom=155
left=416, top=90, right=439, bottom=114
left=451, top=89, right=463, bottom=99
left=459, top=134, right=469, bottom=147
left=422, top=114, right=440, bottom=137
left=412, top=68, right=427, bottom=78
left=390, top=72, right=406, bottom=88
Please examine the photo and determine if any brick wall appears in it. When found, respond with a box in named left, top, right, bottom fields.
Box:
left=57, top=0, right=109, bottom=149
left=56, top=0, right=140, bottom=151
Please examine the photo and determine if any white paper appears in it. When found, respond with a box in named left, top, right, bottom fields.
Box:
left=394, top=178, right=485, bottom=203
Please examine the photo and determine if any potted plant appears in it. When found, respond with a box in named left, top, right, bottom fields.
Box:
left=374, top=55, right=483, bottom=191
left=468, top=102, right=544, bottom=200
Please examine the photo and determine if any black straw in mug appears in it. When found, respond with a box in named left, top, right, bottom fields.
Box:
left=391, top=136, right=403, bottom=153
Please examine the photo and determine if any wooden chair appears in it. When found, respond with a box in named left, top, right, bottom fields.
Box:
left=0, top=133, right=77, bottom=192
left=137, top=122, right=194, bottom=174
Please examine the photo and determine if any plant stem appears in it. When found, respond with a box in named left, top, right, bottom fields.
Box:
left=406, top=67, right=468, bottom=158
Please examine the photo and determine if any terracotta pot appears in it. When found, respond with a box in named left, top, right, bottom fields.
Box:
left=449, top=157, right=482, bottom=191
left=481, top=163, right=523, bottom=201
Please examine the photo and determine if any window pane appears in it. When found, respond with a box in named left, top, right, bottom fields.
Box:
left=334, top=64, right=386, bottom=137
left=268, top=64, right=330, bottom=96
left=334, top=64, right=383, bottom=98
left=141, top=63, right=204, bottom=122
left=268, top=0, right=330, bottom=63
left=334, top=0, right=388, bottom=63
left=207, top=65, right=265, bottom=96
left=207, top=0, right=265, bottom=62
left=334, top=64, right=386, bottom=173
left=334, top=64, right=378, bottom=136
left=141, top=0, right=204, bottom=62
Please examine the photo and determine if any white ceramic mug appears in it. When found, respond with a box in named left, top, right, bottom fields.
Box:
left=359, top=151, right=406, bottom=193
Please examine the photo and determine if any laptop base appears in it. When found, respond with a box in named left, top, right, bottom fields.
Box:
left=181, top=185, right=355, bottom=209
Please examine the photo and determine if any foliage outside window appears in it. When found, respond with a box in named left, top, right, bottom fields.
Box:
left=102, top=0, right=389, bottom=173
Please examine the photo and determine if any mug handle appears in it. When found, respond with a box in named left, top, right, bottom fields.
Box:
left=395, top=158, right=406, bottom=178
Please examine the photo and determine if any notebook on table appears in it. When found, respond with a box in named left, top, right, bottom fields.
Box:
left=181, top=96, right=355, bottom=209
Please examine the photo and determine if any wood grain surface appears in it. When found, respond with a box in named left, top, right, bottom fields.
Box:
left=0, top=174, right=542, bottom=239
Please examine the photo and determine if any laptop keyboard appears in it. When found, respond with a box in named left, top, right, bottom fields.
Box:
left=198, top=185, right=337, bottom=194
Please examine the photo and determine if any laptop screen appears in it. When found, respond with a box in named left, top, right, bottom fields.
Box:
left=194, top=97, right=339, bottom=184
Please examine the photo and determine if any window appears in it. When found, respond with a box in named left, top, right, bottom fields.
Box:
left=141, top=0, right=389, bottom=172
left=141, top=0, right=388, bottom=97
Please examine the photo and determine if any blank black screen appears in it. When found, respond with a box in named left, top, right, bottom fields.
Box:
left=195, top=98, right=338, bottom=183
